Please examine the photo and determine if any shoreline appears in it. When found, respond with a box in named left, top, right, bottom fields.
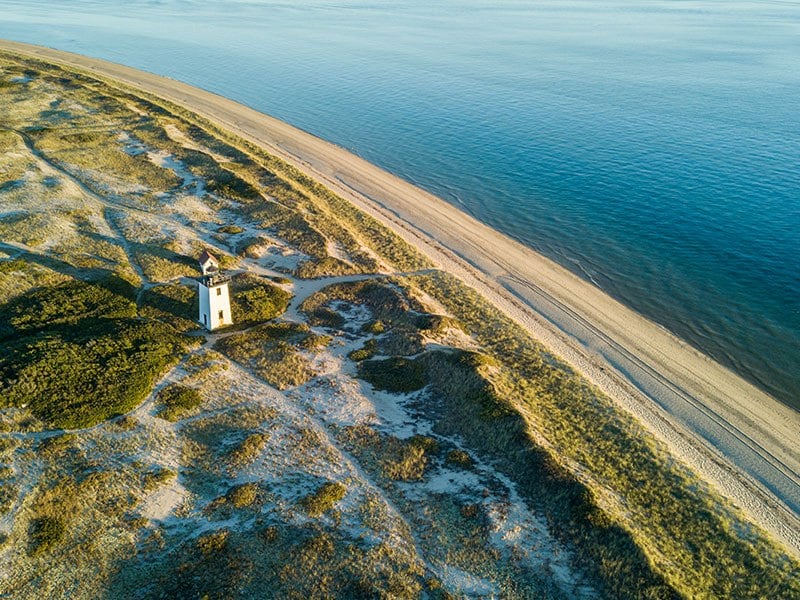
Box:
left=1, top=39, right=798, bottom=555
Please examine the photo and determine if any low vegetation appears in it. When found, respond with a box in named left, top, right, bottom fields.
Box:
left=300, top=481, right=347, bottom=517
left=28, top=516, right=66, bottom=556
left=196, top=528, right=229, bottom=556
left=139, top=283, right=197, bottom=332
left=382, top=435, right=439, bottom=482
left=229, top=272, right=292, bottom=325
left=358, top=356, right=428, bottom=393
left=348, top=338, right=377, bottom=362
left=217, top=224, right=244, bottom=235
left=227, top=432, right=270, bottom=468
left=30, top=128, right=181, bottom=198
left=408, top=271, right=800, bottom=598
left=446, top=449, right=472, bottom=468
left=215, top=322, right=315, bottom=389
left=0, top=278, right=195, bottom=428
left=156, top=384, right=202, bottom=422
left=226, top=482, right=260, bottom=508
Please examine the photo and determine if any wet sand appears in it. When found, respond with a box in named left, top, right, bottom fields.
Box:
left=2, top=39, right=798, bottom=555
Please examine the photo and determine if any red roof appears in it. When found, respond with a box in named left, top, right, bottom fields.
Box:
left=199, top=249, right=218, bottom=266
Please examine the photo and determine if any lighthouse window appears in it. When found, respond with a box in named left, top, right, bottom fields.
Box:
left=218, top=310, right=224, bottom=321
left=216, top=287, right=221, bottom=296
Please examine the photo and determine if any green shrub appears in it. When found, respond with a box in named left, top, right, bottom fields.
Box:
left=229, top=273, right=292, bottom=325
left=226, top=482, right=259, bottom=508
left=143, top=468, right=177, bottom=492
left=227, top=432, right=270, bottom=468
left=295, top=256, right=361, bottom=279
left=0, top=318, right=193, bottom=429
left=30, top=127, right=181, bottom=194
left=215, top=323, right=314, bottom=389
left=446, top=449, right=473, bottom=468
left=300, top=279, right=417, bottom=328
left=383, top=436, right=439, bottom=481
left=348, top=339, right=377, bottom=362
left=377, top=327, right=424, bottom=357
left=416, top=314, right=463, bottom=337
left=357, top=357, right=428, bottom=393
left=157, top=384, right=202, bottom=422
left=217, top=224, right=244, bottom=235
left=0, top=279, right=135, bottom=336
left=184, top=150, right=261, bottom=202
left=297, top=333, right=332, bottom=351
left=28, top=516, right=66, bottom=556
left=196, top=529, right=229, bottom=556
left=300, top=481, right=346, bottom=517
left=139, top=283, right=197, bottom=331
left=133, top=245, right=201, bottom=282
left=363, top=319, right=387, bottom=334
left=305, top=306, right=346, bottom=329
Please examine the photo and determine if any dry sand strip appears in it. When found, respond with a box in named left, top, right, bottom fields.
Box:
left=3, top=39, right=798, bottom=555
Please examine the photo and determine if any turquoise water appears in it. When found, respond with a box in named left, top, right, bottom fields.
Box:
left=1, top=1, right=798, bottom=408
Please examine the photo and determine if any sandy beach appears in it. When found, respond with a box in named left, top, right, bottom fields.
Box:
left=2, top=39, right=798, bottom=555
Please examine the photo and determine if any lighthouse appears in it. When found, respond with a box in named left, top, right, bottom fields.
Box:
left=197, top=249, right=232, bottom=331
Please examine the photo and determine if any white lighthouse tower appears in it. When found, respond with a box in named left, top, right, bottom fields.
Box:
left=197, top=249, right=232, bottom=331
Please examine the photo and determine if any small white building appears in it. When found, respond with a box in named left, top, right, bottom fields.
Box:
left=197, top=249, right=232, bottom=331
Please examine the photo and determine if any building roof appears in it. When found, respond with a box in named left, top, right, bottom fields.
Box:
left=198, top=249, right=219, bottom=266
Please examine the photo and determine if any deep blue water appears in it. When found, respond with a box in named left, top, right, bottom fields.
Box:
left=1, top=1, right=798, bottom=408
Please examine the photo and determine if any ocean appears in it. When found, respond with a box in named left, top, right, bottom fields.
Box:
left=1, top=0, right=798, bottom=409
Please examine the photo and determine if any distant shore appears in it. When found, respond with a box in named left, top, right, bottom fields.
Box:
left=2, top=39, right=798, bottom=555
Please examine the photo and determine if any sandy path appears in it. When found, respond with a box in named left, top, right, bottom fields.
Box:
left=2, top=40, right=798, bottom=555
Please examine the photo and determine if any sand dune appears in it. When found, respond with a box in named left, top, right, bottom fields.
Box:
left=2, top=39, right=798, bottom=555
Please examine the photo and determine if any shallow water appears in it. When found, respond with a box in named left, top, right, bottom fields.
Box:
left=1, top=0, right=798, bottom=408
